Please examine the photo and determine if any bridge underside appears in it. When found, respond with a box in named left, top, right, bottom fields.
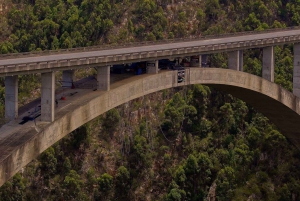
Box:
left=0, top=68, right=300, bottom=187
left=209, top=84, right=300, bottom=145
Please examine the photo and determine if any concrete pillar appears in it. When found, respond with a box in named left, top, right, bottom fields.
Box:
left=41, top=72, right=55, bottom=122
left=147, top=60, right=158, bottom=74
left=293, top=43, right=300, bottom=97
left=262, top=46, right=274, bottom=82
left=5, top=76, right=18, bottom=120
left=190, top=55, right=202, bottom=67
left=97, top=66, right=110, bottom=91
left=239, top=50, right=243, bottom=71
left=228, top=51, right=240, bottom=70
left=62, top=70, right=74, bottom=88
left=202, top=55, right=208, bottom=67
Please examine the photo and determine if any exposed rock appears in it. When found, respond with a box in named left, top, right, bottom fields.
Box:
left=206, top=182, right=216, bottom=201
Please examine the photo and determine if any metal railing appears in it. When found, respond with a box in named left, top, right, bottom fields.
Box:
left=0, top=26, right=299, bottom=60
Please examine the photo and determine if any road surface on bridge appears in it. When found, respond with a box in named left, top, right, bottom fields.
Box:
left=1, top=28, right=300, bottom=69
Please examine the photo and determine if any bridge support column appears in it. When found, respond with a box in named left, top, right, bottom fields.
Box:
left=228, top=51, right=241, bottom=71
left=62, top=70, right=74, bottom=88
left=190, top=55, right=202, bottom=67
left=5, top=76, right=18, bottom=121
left=41, top=72, right=55, bottom=122
left=97, top=66, right=110, bottom=91
left=147, top=60, right=158, bottom=74
left=263, top=46, right=274, bottom=82
left=239, top=50, right=243, bottom=71
left=293, top=43, right=300, bottom=97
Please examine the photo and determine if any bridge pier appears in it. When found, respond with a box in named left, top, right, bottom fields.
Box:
left=228, top=51, right=242, bottom=71
left=239, top=50, right=243, bottom=71
left=5, top=76, right=18, bottom=121
left=262, top=46, right=274, bottom=82
left=190, top=55, right=202, bottom=67
left=41, top=72, right=55, bottom=122
left=62, top=70, right=74, bottom=88
left=147, top=60, right=158, bottom=73
left=97, top=66, right=110, bottom=91
left=293, top=43, right=300, bottom=97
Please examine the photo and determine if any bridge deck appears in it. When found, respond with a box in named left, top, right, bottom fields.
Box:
left=1, top=28, right=300, bottom=76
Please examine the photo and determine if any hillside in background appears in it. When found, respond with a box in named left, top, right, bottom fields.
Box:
left=0, top=0, right=300, bottom=200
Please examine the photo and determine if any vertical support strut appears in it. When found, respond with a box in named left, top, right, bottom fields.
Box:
left=97, top=66, right=110, bottom=91
left=228, top=51, right=240, bottom=71
left=147, top=60, right=159, bottom=74
left=293, top=43, right=300, bottom=97
left=41, top=72, right=55, bottom=122
left=262, top=46, right=274, bottom=82
left=62, top=70, right=74, bottom=88
left=5, top=76, right=18, bottom=121
left=190, top=55, right=202, bottom=67
left=239, top=50, right=243, bottom=71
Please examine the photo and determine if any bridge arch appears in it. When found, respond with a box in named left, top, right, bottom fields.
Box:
left=1, top=68, right=300, bottom=186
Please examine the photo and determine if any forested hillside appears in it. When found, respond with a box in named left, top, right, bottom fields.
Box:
left=1, top=0, right=300, bottom=200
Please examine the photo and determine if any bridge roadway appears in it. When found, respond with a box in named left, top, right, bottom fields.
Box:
left=1, top=28, right=300, bottom=76
left=1, top=68, right=300, bottom=187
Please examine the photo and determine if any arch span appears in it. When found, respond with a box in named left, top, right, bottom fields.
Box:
left=1, top=68, right=300, bottom=187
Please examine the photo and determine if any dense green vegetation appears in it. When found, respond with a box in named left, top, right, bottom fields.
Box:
left=1, top=0, right=300, bottom=200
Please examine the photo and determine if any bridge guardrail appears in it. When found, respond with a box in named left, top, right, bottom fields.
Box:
left=0, top=34, right=298, bottom=70
left=0, top=26, right=299, bottom=60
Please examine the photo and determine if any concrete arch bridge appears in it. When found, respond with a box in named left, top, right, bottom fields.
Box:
left=0, top=68, right=299, bottom=187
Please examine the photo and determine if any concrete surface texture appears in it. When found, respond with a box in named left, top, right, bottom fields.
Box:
left=146, top=60, right=159, bottom=74
left=0, top=68, right=300, bottom=187
left=262, top=46, right=274, bottom=82
left=1, top=29, right=300, bottom=76
left=4, top=76, right=18, bottom=120
left=239, top=50, right=243, bottom=71
left=228, top=51, right=240, bottom=71
left=62, top=70, right=74, bottom=88
left=96, top=66, right=110, bottom=91
left=294, top=43, right=300, bottom=97
left=41, top=72, right=55, bottom=122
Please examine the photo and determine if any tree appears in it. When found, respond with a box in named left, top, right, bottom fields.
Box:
left=115, top=166, right=130, bottom=197
left=102, top=108, right=121, bottom=134
left=98, top=173, right=113, bottom=198
left=39, top=147, right=57, bottom=180
left=63, top=170, right=83, bottom=199
left=0, top=173, right=25, bottom=201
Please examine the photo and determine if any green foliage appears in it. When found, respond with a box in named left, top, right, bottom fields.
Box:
left=162, top=92, right=197, bottom=137
left=0, top=173, right=25, bottom=201
left=39, top=147, right=57, bottom=179
left=71, top=123, right=91, bottom=149
left=132, top=133, right=152, bottom=168
left=102, top=108, right=121, bottom=134
left=98, top=173, right=113, bottom=194
left=2, top=0, right=300, bottom=200
left=115, top=166, right=131, bottom=197
left=63, top=170, right=83, bottom=198
left=63, top=157, right=71, bottom=173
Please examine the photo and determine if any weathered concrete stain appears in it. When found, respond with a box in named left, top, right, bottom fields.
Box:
left=1, top=68, right=300, bottom=187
